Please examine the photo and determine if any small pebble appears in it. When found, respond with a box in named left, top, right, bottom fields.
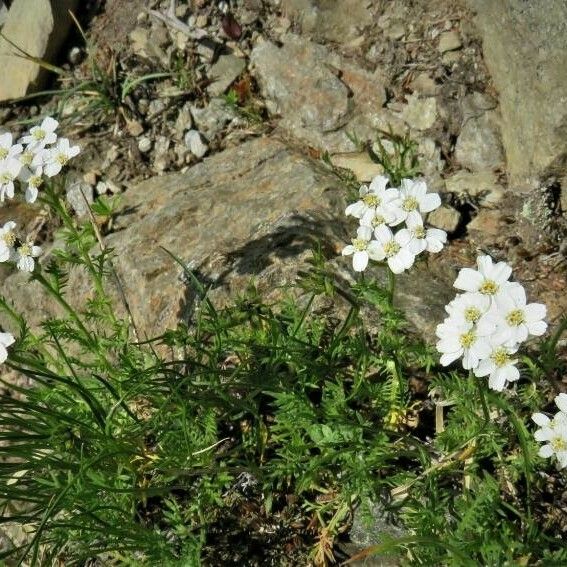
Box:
left=138, top=137, right=152, bottom=153
left=184, top=130, right=208, bottom=158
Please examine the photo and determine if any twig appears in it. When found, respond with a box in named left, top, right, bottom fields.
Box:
left=147, top=8, right=208, bottom=40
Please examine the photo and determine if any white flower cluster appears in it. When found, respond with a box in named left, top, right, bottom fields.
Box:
left=342, top=176, right=446, bottom=273
left=0, top=117, right=80, bottom=274
left=533, top=394, right=567, bottom=469
left=436, top=255, right=547, bottom=391
left=0, top=220, right=42, bottom=272
left=0, top=117, right=79, bottom=204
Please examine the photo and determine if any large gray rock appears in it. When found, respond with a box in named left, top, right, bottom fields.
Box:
left=281, top=0, right=371, bottom=44
left=251, top=37, right=351, bottom=134
left=250, top=34, right=387, bottom=152
left=0, top=0, right=78, bottom=101
left=444, top=170, right=505, bottom=209
left=206, top=54, right=246, bottom=97
left=466, top=0, right=567, bottom=188
left=1, top=138, right=454, bottom=341
left=455, top=111, right=504, bottom=172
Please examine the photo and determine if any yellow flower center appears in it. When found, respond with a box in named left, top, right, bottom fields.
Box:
left=551, top=437, right=567, bottom=452
left=371, top=215, right=385, bottom=227
left=459, top=330, right=476, bottom=349
left=20, top=151, right=33, bottom=165
left=18, top=243, right=31, bottom=257
left=0, top=172, right=13, bottom=183
left=56, top=152, right=69, bottom=166
left=402, top=196, right=419, bottom=212
left=490, top=347, right=510, bottom=368
left=413, top=226, right=426, bottom=239
left=2, top=230, right=15, bottom=247
left=505, top=309, right=526, bottom=327
left=0, top=148, right=8, bottom=160
left=33, top=128, right=46, bottom=140
left=352, top=238, right=368, bottom=252
left=464, top=306, right=481, bottom=323
left=362, top=194, right=380, bottom=207
left=29, top=175, right=43, bottom=188
left=383, top=240, right=401, bottom=258
left=479, top=279, right=499, bottom=295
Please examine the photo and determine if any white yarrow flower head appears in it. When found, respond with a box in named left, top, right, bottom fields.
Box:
left=345, top=175, right=399, bottom=225
left=372, top=224, right=416, bottom=274
left=342, top=225, right=382, bottom=272
left=19, top=165, right=44, bottom=203
left=0, top=332, right=15, bottom=364
left=453, top=255, right=513, bottom=301
left=0, top=221, right=17, bottom=262
left=20, top=116, right=59, bottom=151
left=491, top=282, right=547, bottom=346
left=436, top=318, right=492, bottom=370
left=0, top=158, right=22, bottom=201
left=405, top=211, right=447, bottom=255
left=532, top=396, right=567, bottom=469
left=444, top=292, right=491, bottom=330
left=391, top=178, right=441, bottom=225
left=44, top=138, right=80, bottom=177
left=0, top=132, right=23, bottom=162
left=15, top=239, right=42, bottom=272
left=473, top=345, right=520, bottom=391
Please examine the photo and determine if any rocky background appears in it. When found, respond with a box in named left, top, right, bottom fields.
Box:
left=1, top=0, right=567, bottom=562
left=0, top=0, right=566, bottom=349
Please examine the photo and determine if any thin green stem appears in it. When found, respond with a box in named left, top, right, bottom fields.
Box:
left=544, top=315, right=567, bottom=367
left=472, top=370, right=490, bottom=423
left=387, top=266, right=396, bottom=307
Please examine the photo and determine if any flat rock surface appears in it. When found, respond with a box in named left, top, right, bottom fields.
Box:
left=251, top=34, right=387, bottom=152
left=0, top=0, right=77, bottom=101
left=466, top=0, right=567, bottom=187
left=1, top=137, right=453, bottom=341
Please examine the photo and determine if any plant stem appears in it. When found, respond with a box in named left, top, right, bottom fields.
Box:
left=473, top=371, right=490, bottom=423
left=387, top=266, right=396, bottom=307
left=545, top=315, right=567, bottom=363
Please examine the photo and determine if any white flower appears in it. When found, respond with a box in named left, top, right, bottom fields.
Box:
left=0, top=132, right=22, bottom=162
left=342, top=225, right=382, bottom=272
left=405, top=211, right=447, bottom=255
left=15, top=239, right=42, bottom=272
left=372, top=225, right=416, bottom=274
left=473, top=345, right=519, bottom=391
left=345, top=175, right=399, bottom=225
left=445, top=292, right=491, bottom=327
left=361, top=209, right=390, bottom=232
left=436, top=317, right=492, bottom=370
left=0, top=221, right=17, bottom=262
left=453, top=255, right=513, bottom=300
left=0, top=332, right=15, bottom=364
left=390, top=178, right=441, bottom=225
left=532, top=400, right=567, bottom=469
left=0, top=158, right=22, bottom=201
left=18, top=165, right=44, bottom=203
left=490, top=283, right=547, bottom=346
left=44, top=138, right=80, bottom=177
left=20, top=116, right=59, bottom=151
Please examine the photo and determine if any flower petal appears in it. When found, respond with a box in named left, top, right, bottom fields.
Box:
left=488, top=370, right=507, bottom=391
left=352, top=251, right=369, bottom=272
left=524, top=303, right=547, bottom=322
left=532, top=413, right=550, bottom=427
left=420, top=192, right=441, bottom=213
left=555, top=393, right=567, bottom=414
left=538, top=444, right=554, bottom=458
left=454, top=269, right=483, bottom=292
left=440, top=351, right=462, bottom=366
